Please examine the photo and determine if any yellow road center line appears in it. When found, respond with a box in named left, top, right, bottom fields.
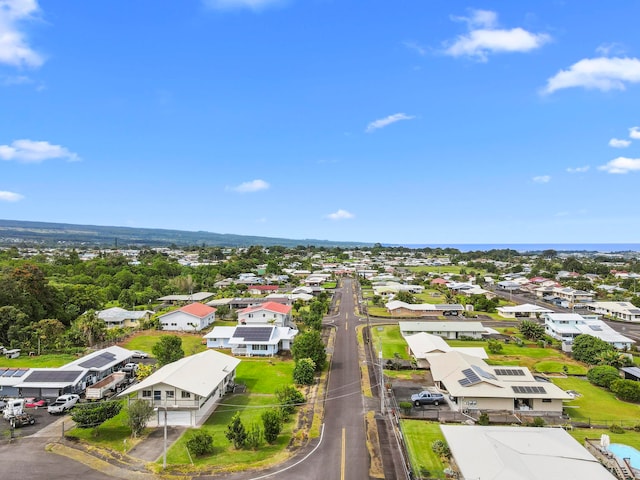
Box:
left=341, top=427, right=346, bottom=480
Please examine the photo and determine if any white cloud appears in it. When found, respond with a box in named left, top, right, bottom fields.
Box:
left=532, top=175, right=551, bottom=183
left=596, top=43, right=626, bottom=57
left=629, top=126, right=640, bottom=139
left=403, top=41, right=426, bottom=56
left=444, top=9, right=550, bottom=61
left=0, top=139, right=79, bottom=163
left=326, top=209, right=354, bottom=221
left=0, top=0, right=44, bottom=68
left=227, top=179, right=270, bottom=193
left=609, top=138, right=631, bottom=148
left=566, top=166, right=590, bottom=173
left=203, top=0, right=284, bottom=10
left=598, top=157, right=640, bottom=174
left=0, top=190, right=24, bottom=202
left=542, top=57, right=640, bottom=94
left=366, top=113, right=415, bottom=133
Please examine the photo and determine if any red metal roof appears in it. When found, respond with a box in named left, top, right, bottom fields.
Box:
left=248, top=285, right=279, bottom=291
left=239, top=301, right=291, bottom=315
left=180, top=302, right=216, bottom=317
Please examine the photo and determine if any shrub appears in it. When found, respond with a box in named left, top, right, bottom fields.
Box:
left=587, top=365, right=620, bottom=389
left=487, top=339, right=503, bottom=354
left=71, top=400, right=122, bottom=428
left=610, top=379, right=640, bottom=403
left=293, top=358, right=316, bottom=385
left=261, top=408, right=283, bottom=444
left=531, top=417, right=545, bottom=427
left=186, top=430, right=214, bottom=456
left=275, top=385, right=305, bottom=419
left=477, top=412, right=490, bottom=425
left=398, top=401, right=413, bottom=415
left=431, top=440, right=450, bottom=458
left=572, top=334, right=614, bottom=365
left=225, top=412, right=247, bottom=449
left=245, top=422, right=263, bottom=450
left=609, top=424, right=625, bottom=434
left=127, top=399, right=154, bottom=438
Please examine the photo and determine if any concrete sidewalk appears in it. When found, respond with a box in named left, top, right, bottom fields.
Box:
left=127, top=426, right=186, bottom=462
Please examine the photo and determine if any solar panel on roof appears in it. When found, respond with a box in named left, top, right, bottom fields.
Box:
left=472, top=365, right=497, bottom=380
left=2, top=370, right=16, bottom=377
left=23, top=370, right=83, bottom=383
left=78, top=351, right=116, bottom=369
left=233, top=326, right=274, bottom=342
left=512, top=385, right=546, bottom=394
left=12, top=369, right=27, bottom=377
left=495, top=368, right=525, bottom=376
left=461, top=368, right=481, bottom=386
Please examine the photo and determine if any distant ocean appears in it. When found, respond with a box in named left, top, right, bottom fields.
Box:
left=386, top=244, right=640, bottom=253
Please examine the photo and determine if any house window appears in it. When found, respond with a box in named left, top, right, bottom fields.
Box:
left=154, top=391, right=161, bottom=401
left=542, top=399, right=552, bottom=403
left=166, top=391, right=174, bottom=399
left=254, top=345, right=268, bottom=351
left=142, top=390, right=151, bottom=398
left=181, top=391, right=191, bottom=399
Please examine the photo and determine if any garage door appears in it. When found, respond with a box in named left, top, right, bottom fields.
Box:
left=166, top=410, right=192, bottom=426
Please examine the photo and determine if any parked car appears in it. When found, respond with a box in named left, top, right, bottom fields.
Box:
left=131, top=350, right=149, bottom=359
left=47, top=394, right=80, bottom=414
left=25, top=397, right=48, bottom=408
left=121, top=362, right=139, bottom=374
left=411, top=391, right=445, bottom=406
left=10, top=413, right=36, bottom=428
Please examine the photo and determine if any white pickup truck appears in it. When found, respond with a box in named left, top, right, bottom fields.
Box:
left=47, top=394, right=80, bottom=414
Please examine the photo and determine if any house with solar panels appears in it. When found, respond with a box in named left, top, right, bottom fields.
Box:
left=203, top=325, right=298, bottom=356
left=119, top=349, right=240, bottom=427
left=428, top=351, right=571, bottom=414
left=158, top=302, right=217, bottom=332
left=15, top=346, right=133, bottom=399
left=543, top=312, right=635, bottom=350
left=0, top=368, right=30, bottom=397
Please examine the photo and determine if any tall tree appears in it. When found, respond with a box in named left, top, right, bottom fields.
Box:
left=291, top=330, right=326, bottom=371
left=152, top=335, right=185, bottom=366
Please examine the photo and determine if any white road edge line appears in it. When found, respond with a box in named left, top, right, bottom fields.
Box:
left=249, top=423, right=326, bottom=480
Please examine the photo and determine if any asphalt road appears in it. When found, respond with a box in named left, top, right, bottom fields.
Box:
left=279, top=277, right=370, bottom=480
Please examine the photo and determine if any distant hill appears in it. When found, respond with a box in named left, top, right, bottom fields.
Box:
left=0, top=219, right=371, bottom=248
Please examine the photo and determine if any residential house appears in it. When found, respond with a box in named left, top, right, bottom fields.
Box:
left=247, top=285, right=280, bottom=295
left=398, top=321, right=487, bottom=339
left=543, top=312, right=635, bottom=350
left=16, top=346, right=133, bottom=399
left=157, top=292, right=215, bottom=304
left=404, top=332, right=487, bottom=368
left=159, top=302, right=216, bottom=332
left=497, top=303, right=554, bottom=319
left=119, top=349, right=240, bottom=427
left=441, top=425, right=616, bottom=480
left=0, top=368, right=30, bottom=397
left=97, top=307, right=153, bottom=329
left=429, top=351, right=571, bottom=414
left=203, top=325, right=298, bottom=357
left=237, top=301, right=293, bottom=328
left=385, top=301, right=464, bottom=318
left=586, top=301, right=640, bottom=322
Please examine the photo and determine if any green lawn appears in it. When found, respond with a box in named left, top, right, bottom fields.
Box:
left=401, top=420, right=448, bottom=479
left=121, top=330, right=207, bottom=357
left=0, top=353, right=76, bottom=368
left=322, top=281, right=337, bottom=289
left=414, top=291, right=446, bottom=304
left=568, top=428, right=640, bottom=450
left=166, top=358, right=297, bottom=469
left=407, top=266, right=464, bottom=275
left=370, top=325, right=410, bottom=359
left=66, top=401, right=138, bottom=452
left=552, top=377, right=640, bottom=424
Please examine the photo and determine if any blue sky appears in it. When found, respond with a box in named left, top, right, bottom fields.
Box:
left=2, top=0, right=640, bottom=245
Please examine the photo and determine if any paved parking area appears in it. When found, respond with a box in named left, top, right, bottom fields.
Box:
left=0, top=405, right=68, bottom=440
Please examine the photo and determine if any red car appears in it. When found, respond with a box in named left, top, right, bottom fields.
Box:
left=24, top=397, right=48, bottom=408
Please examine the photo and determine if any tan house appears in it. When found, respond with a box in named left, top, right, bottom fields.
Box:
left=385, top=301, right=464, bottom=317
left=428, top=351, right=571, bottom=415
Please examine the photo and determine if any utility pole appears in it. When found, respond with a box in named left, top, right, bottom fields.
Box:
left=379, top=349, right=385, bottom=414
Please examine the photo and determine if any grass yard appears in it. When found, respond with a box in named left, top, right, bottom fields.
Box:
left=568, top=428, right=640, bottom=450
left=322, top=281, right=337, bottom=289
left=165, top=358, right=297, bottom=470
left=414, top=291, right=446, bottom=304
left=0, top=353, right=76, bottom=368
left=66, top=401, right=140, bottom=452
left=407, top=266, right=464, bottom=275
left=401, top=420, right=448, bottom=479
left=120, top=330, right=207, bottom=357
left=369, top=325, right=410, bottom=360
left=552, top=377, right=640, bottom=424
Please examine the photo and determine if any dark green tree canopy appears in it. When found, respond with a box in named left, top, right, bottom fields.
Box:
left=572, top=334, right=615, bottom=365
left=291, top=330, right=326, bottom=371
left=152, top=335, right=185, bottom=366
